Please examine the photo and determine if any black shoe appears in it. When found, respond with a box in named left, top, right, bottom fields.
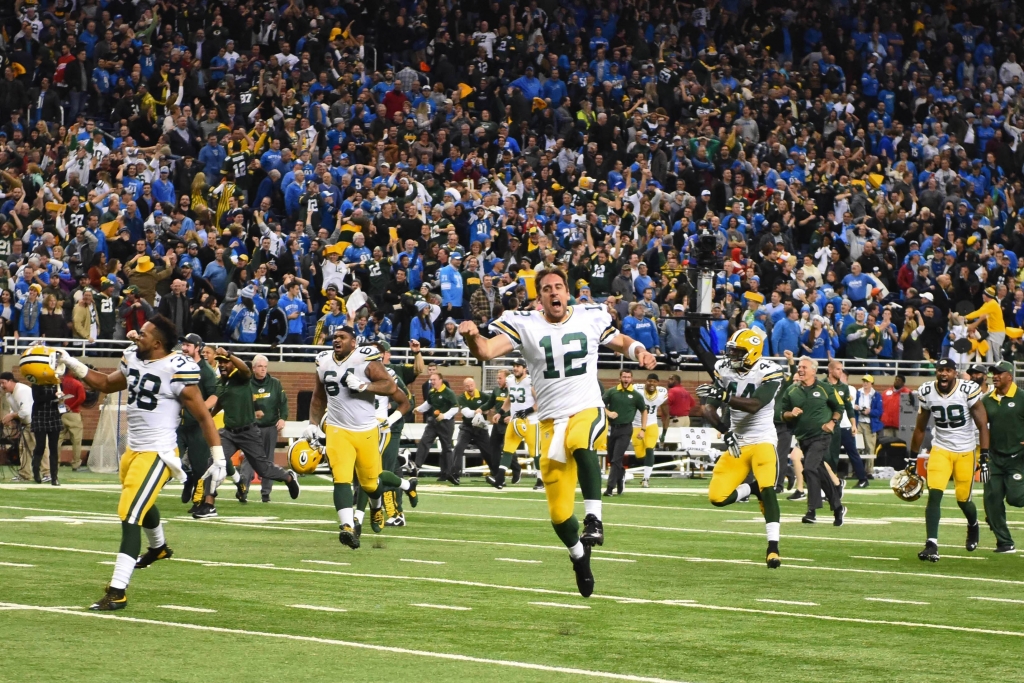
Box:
left=855, top=479, right=869, bottom=489
left=89, top=585, right=127, bottom=611
left=801, top=512, right=816, bottom=524
left=511, top=468, right=523, bottom=485
left=774, top=484, right=784, bottom=494
left=533, top=479, right=544, bottom=491
left=235, top=481, right=248, bottom=504
left=967, top=522, right=980, bottom=552
left=436, top=477, right=448, bottom=483
left=787, top=490, right=806, bottom=501
left=833, top=505, right=847, bottom=527
left=285, top=471, right=301, bottom=499
left=602, top=489, right=615, bottom=497
left=187, top=502, right=199, bottom=515
left=51, top=480, right=60, bottom=486
left=261, top=495, right=271, bottom=503
left=135, top=544, right=173, bottom=569
left=339, top=524, right=360, bottom=549
left=581, top=513, right=604, bottom=547
left=192, top=503, right=217, bottom=519
left=766, top=542, right=781, bottom=569
left=406, top=478, right=419, bottom=507
left=918, top=541, right=940, bottom=562
left=181, top=477, right=196, bottom=504
left=486, top=474, right=505, bottom=490
left=570, top=544, right=594, bottom=598
left=994, top=544, right=1017, bottom=554
left=447, top=475, right=461, bottom=486
left=838, top=479, right=846, bottom=500
left=354, top=520, right=363, bottom=540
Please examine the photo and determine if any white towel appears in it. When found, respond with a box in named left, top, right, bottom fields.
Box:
left=546, top=418, right=570, bottom=463
left=158, top=450, right=187, bottom=483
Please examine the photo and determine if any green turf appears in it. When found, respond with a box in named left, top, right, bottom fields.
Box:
left=2, top=470, right=1024, bottom=683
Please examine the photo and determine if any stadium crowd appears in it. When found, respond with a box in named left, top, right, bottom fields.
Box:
left=1, top=0, right=1024, bottom=368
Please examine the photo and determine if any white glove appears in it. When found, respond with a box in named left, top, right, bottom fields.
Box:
left=202, top=445, right=227, bottom=493
left=341, top=369, right=368, bottom=392
left=472, top=412, right=488, bottom=428
left=302, top=423, right=326, bottom=443
left=56, top=349, right=88, bottom=379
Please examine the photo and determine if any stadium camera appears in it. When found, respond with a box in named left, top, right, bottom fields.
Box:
left=686, top=222, right=722, bottom=320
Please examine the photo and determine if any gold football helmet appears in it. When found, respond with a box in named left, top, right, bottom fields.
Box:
left=19, top=345, right=65, bottom=385
left=288, top=439, right=323, bottom=475
left=725, top=329, right=764, bottom=370
left=890, top=464, right=924, bottom=502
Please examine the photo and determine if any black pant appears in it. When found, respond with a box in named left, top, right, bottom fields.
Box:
left=605, top=423, right=633, bottom=493
left=414, top=419, right=455, bottom=476
left=801, top=432, right=841, bottom=513
left=488, top=423, right=507, bottom=476
left=220, top=424, right=290, bottom=485
left=32, top=430, right=59, bottom=482
left=454, top=424, right=490, bottom=475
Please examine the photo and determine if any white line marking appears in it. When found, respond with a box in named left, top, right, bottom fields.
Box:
left=970, top=597, right=1024, bottom=604
left=0, top=542, right=112, bottom=556
left=159, top=605, right=217, bottom=613
left=0, top=561, right=34, bottom=567
left=289, top=604, right=348, bottom=613
left=495, top=558, right=542, bottom=564
left=97, top=561, right=115, bottom=565
left=940, top=555, right=987, bottom=561
left=592, top=557, right=636, bottom=563
left=851, top=556, right=900, bottom=561
left=529, top=602, right=591, bottom=610
left=864, top=598, right=929, bottom=605
left=400, top=559, right=446, bottom=565
left=410, top=603, right=471, bottom=611
left=301, top=560, right=351, bottom=567
left=782, top=557, right=815, bottom=562
left=757, top=599, right=818, bottom=606
left=0, top=603, right=690, bottom=683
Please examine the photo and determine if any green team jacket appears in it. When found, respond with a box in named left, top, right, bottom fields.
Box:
left=251, top=374, right=288, bottom=427
left=779, top=380, right=844, bottom=443
left=603, top=384, right=646, bottom=426
left=182, top=360, right=219, bottom=427
left=457, top=390, right=495, bottom=425
left=425, top=385, right=459, bottom=420
left=982, top=384, right=1024, bottom=457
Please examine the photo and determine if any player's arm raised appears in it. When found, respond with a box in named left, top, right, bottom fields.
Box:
left=58, top=352, right=128, bottom=393
left=603, top=332, right=657, bottom=369
left=217, top=347, right=251, bottom=379
left=459, top=320, right=515, bottom=361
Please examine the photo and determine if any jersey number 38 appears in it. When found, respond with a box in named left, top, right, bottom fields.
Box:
left=126, top=369, right=161, bottom=411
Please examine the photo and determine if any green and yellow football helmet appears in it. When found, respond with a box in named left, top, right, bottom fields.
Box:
left=725, top=329, right=764, bottom=371
left=288, top=439, right=323, bottom=475
left=19, top=345, right=65, bottom=385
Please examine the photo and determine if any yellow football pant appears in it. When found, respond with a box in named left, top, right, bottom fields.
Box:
left=503, top=417, right=539, bottom=457
left=927, top=446, right=977, bottom=502
left=539, top=407, right=606, bottom=524
left=708, top=442, right=778, bottom=504
left=631, top=425, right=659, bottom=455
left=118, top=449, right=172, bottom=524
left=326, top=424, right=383, bottom=492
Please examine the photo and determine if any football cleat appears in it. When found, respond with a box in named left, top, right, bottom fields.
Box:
left=581, top=514, right=604, bottom=547
left=386, top=514, right=406, bottom=527
left=994, top=544, right=1017, bottom=554
left=918, top=541, right=940, bottom=562
left=533, top=479, right=544, bottom=491
left=511, top=468, right=523, bottom=485
left=641, top=479, right=650, bottom=488
left=135, top=544, right=173, bottom=569
left=371, top=506, right=385, bottom=533
left=570, top=544, right=594, bottom=598
left=406, top=478, right=419, bottom=507
left=89, top=585, right=127, bottom=611
left=833, top=505, right=847, bottom=527
left=354, top=520, right=363, bottom=540
left=181, top=476, right=196, bottom=504
left=486, top=474, right=505, bottom=490
left=235, top=481, right=248, bottom=504
left=286, top=471, right=301, bottom=499
left=766, top=542, right=781, bottom=569
left=966, top=522, right=980, bottom=552
left=339, top=524, right=360, bottom=549
left=192, top=503, right=218, bottom=519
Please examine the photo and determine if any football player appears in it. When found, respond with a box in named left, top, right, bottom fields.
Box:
left=910, top=358, right=989, bottom=561
left=308, top=327, right=410, bottom=549
left=58, top=316, right=226, bottom=611
left=486, top=357, right=540, bottom=490
left=632, top=373, right=669, bottom=488
left=697, top=329, right=785, bottom=569
left=459, top=268, right=656, bottom=598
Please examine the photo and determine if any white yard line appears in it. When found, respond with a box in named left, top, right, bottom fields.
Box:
left=969, top=597, right=1024, bottom=604
left=592, top=557, right=637, bottom=563
left=0, top=603, right=691, bottom=683
left=158, top=605, right=217, bottom=613
left=529, top=602, right=591, bottom=610
left=410, top=603, right=471, bottom=611
left=782, top=557, right=815, bottom=562
left=0, top=561, right=35, bottom=567
left=289, top=604, right=348, bottom=613
left=939, top=555, right=987, bottom=561
left=756, top=599, right=818, bottom=606
left=400, top=559, right=446, bottom=565
left=864, top=598, right=929, bottom=605
left=495, top=558, right=542, bottom=564
left=851, top=556, right=900, bottom=561
left=301, top=560, right=351, bottom=567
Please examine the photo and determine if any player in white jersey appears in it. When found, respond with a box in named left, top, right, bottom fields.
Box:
left=486, top=357, right=541, bottom=490
left=910, top=358, right=989, bottom=561
left=696, top=328, right=785, bottom=568
left=58, top=316, right=224, bottom=611
left=308, top=326, right=410, bottom=549
left=460, top=267, right=656, bottom=598
left=632, top=374, right=670, bottom=487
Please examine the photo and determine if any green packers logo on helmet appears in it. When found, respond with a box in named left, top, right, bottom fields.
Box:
left=19, top=345, right=64, bottom=386
left=288, top=439, right=324, bottom=475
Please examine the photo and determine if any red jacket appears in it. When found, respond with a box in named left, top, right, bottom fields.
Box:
left=667, top=385, right=694, bottom=418
left=880, top=386, right=910, bottom=428
left=60, top=375, right=86, bottom=413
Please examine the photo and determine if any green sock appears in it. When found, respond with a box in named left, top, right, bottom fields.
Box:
left=958, top=499, right=978, bottom=526
left=926, top=488, right=943, bottom=540
left=760, top=487, right=781, bottom=523
left=334, top=483, right=354, bottom=511
left=552, top=515, right=581, bottom=549
left=225, top=458, right=236, bottom=476
left=533, top=455, right=540, bottom=471
left=118, top=521, right=142, bottom=557
left=573, top=449, right=601, bottom=501
left=355, top=488, right=368, bottom=513
left=644, top=449, right=655, bottom=467
left=379, top=471, right=402, bottom=488
left=712, top=491, right=738, bottom=507
left=500, top=452, right=515, bottom=469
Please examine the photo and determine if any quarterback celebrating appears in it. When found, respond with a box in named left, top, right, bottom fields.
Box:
left=910, top=358, right=989, bottom=562
left=459, top=268, right=656, bottom=598
left=697, top=329, right=785, bottom=569
left=309, top=326, right=409, bottom=549
left=58, top=316, right=226, bottom=611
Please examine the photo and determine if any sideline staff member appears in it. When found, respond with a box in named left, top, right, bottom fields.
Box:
left=981, top=361, right=1024, bottom=553
left=602, top=370, right=646, bottom=497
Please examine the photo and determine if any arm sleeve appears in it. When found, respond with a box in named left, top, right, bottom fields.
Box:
left=442, top=406, right=460, bottom=420
left=489, top=310, right=523, bottom=347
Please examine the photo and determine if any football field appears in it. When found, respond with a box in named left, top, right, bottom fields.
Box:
left=2, top=473, right=1024, bottom=683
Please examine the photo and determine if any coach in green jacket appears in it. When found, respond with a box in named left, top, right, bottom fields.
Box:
left=249, top=354, right=289, bottom=503
left=981, top=361, right=1024, bottom=553
left=414, top=372, right=460, bottom=484
left=602, top=370, right=647, bottom=496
